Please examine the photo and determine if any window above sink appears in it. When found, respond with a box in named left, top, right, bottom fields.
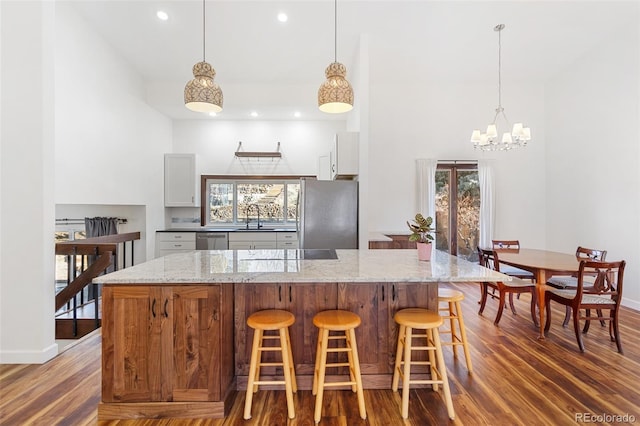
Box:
left=201, top=176, right=306, bottom=229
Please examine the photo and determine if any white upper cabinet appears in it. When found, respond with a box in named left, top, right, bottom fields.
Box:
left=318, top=153, right=331, bottom=180
left=164, top=154, right=199, bottom=207
left=331, top=132, right=359, bottom=180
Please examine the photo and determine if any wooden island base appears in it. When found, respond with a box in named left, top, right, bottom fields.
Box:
left=99, top=281, right=437, bottom=420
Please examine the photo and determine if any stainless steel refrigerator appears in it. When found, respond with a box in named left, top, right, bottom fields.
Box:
left=297, top=178, right=358, bottom=249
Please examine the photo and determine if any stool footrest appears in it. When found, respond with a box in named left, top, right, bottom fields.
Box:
left=258, top=347, right=283, bottom=352
left=254, top=380, right=287, bottom=386
left=325, top=362, right=351, bottom=368
left=326, top=347, right=352, bottom=353
left=257, top=362, right=284, bottom=367
left=323, top=381, right=356, bottom=387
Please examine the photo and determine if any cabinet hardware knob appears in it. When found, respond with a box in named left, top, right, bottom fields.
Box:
left=289, top=285, right=292, bottom=303
left=392, top=284, right=396, bottom=301
left=279, top=285, right=282, bottom=302
left=152, top=299, right=156, bottom=318
left=213, top=309, right=219, bottom=321
left=381, top=285, right=385, bottom=301
left=163, top=299, right=169, bottom=317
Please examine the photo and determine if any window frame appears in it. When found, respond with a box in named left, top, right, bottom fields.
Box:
left=200, top=175, right=314, bottom=227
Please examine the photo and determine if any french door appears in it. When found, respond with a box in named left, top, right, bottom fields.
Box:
left=435, top=164, right=479, bottom=261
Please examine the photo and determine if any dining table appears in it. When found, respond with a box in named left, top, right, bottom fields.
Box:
left=494, top=248, right=580, bottom=339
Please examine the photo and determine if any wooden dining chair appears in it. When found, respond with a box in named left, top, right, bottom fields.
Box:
left=547, top=247, right=607, bottom=326
left=544, top=260, right=625, bottom=353
left=477, top=247, right=538, bottom=327
left=491, top=240, right=535, bottom=282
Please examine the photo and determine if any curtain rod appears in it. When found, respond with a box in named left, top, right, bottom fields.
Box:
left=437, top=160, right=478, bottom=165
left=56, top=217, right=128, bottom=223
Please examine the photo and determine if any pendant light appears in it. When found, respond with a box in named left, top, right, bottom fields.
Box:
left=184, top=0, right=223, bottom=113
left=470, top=24, right=530, bottom=151
left=318, top=0, right=353, bottom=113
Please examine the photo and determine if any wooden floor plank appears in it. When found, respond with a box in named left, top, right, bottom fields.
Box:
left=1, top=283, right=639, bottom=425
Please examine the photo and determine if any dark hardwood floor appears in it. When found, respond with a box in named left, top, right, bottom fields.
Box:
left=1, top=281, right=639, bottom=425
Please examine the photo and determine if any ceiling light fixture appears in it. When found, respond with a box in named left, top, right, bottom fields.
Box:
left=318, top=0, right=353, bottom=113
left=277, top=12, right=288, bottom=23
left=471, top=24, right=530, bottom=151
left=156, top=10, right=169, bottom=21
left=184, top=0, right=223, bottom=113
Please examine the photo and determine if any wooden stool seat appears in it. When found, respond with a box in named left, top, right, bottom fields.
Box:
left=392, top=308, right=455, bottom=420
left=247, top=309, right=295, bottom=330
left=393, top=308, right=443, bottom=329
left=313, top=310, right=366, bottom=424
left=313, top=309, right=361, bottom=330
left=244, top=309, right=297, bottom=420
left=438, top=288, right=473, bottom=373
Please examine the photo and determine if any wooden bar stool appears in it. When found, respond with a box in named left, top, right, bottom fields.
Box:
left=438, top=288, right=473, bottom=373
left=244, top=309, right=297, bottom=420
left=392, top=308, right=455, bottom=420
left=312, top=310, right=366, bottom=424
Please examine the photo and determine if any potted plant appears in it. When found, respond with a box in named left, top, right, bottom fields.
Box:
left=407, top=213, right=435, bottom=261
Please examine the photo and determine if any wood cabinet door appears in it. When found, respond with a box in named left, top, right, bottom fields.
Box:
left=338, top=282, right=389, bottom=374
left=285, top=283, right=338, bottom=375
left=102, top=286, right=170, bottom=402
left=234, top=283, right=279, bottom=375
left=171, top=286, right=221, bottom=402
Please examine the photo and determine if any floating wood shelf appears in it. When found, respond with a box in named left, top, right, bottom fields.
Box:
left=235, top=142, right=281, bottom=158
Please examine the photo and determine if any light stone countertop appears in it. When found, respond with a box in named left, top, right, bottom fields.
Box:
left=94, top=249, right=509, bottom=285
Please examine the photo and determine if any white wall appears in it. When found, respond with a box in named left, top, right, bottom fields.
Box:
left=1, top=2, right=173, bottom=363
left=545, top=20, right=640, bottom=309
left=54, top=3, right=172, bottom=260
left=367, top=81, right=547, bottom=249
left=173, top=119, right=345, bottom=177
left=1, top=1, right=57, bottom=363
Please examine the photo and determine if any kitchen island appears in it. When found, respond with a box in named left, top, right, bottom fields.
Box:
left=96, top=249, right=507, bottom=420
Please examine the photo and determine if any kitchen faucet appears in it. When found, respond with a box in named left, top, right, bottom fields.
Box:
left=245, top=204, right=262, bottom=229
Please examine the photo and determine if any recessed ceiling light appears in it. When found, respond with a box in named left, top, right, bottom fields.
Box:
left=250, top=111, right=258, bottom=117
left=277, top=12, right=288, bottom=23
left=208, top=112, right=217, bottom=117
left=156, top=10, right=169, bottom=21
left=294, top=112, right=301, bottom=118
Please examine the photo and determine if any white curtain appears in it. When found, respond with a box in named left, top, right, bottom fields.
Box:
left=416, top=159, right=437, bottom=220
left=478, top=159, right=495, bottom=248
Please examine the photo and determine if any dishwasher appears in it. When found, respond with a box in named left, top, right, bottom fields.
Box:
left=195, top=232, right=229, bottom=250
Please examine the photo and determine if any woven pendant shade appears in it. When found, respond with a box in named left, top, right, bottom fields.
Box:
left=184, top=61, right=223, bottom=112
left=318, top=62, right=353, bottom=113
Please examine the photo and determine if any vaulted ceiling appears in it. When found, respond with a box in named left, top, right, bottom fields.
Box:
left=68, top=0, right=637, bottom=121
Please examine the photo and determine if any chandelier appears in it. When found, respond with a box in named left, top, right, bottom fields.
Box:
left=184, top=0, right=223, bottom=113
left=471, top=24, right=530, bottom=151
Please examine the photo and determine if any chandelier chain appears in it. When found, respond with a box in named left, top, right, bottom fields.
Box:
left=334, top=0, right=338, bottom=63
left=202, top=0, right=206, bottom=61
left=497, top=25, right=501, bottom=110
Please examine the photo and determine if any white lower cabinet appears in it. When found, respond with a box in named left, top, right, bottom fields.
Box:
left=228, top=231, right=298, bottom=250
left=156, top=232, right=196, bottom=257
left=276, top=232, right=298, bottom=249
left=228, top=232, right=276, bottom=250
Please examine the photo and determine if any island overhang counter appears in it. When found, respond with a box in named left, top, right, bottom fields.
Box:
left=96, top=249, right=507, bottom=420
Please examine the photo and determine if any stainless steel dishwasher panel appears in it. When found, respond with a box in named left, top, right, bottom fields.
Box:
left=195, top=232, right=229, bottom=250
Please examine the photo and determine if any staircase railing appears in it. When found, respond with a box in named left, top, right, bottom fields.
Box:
left=55, top=232, right=140, bottom=338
